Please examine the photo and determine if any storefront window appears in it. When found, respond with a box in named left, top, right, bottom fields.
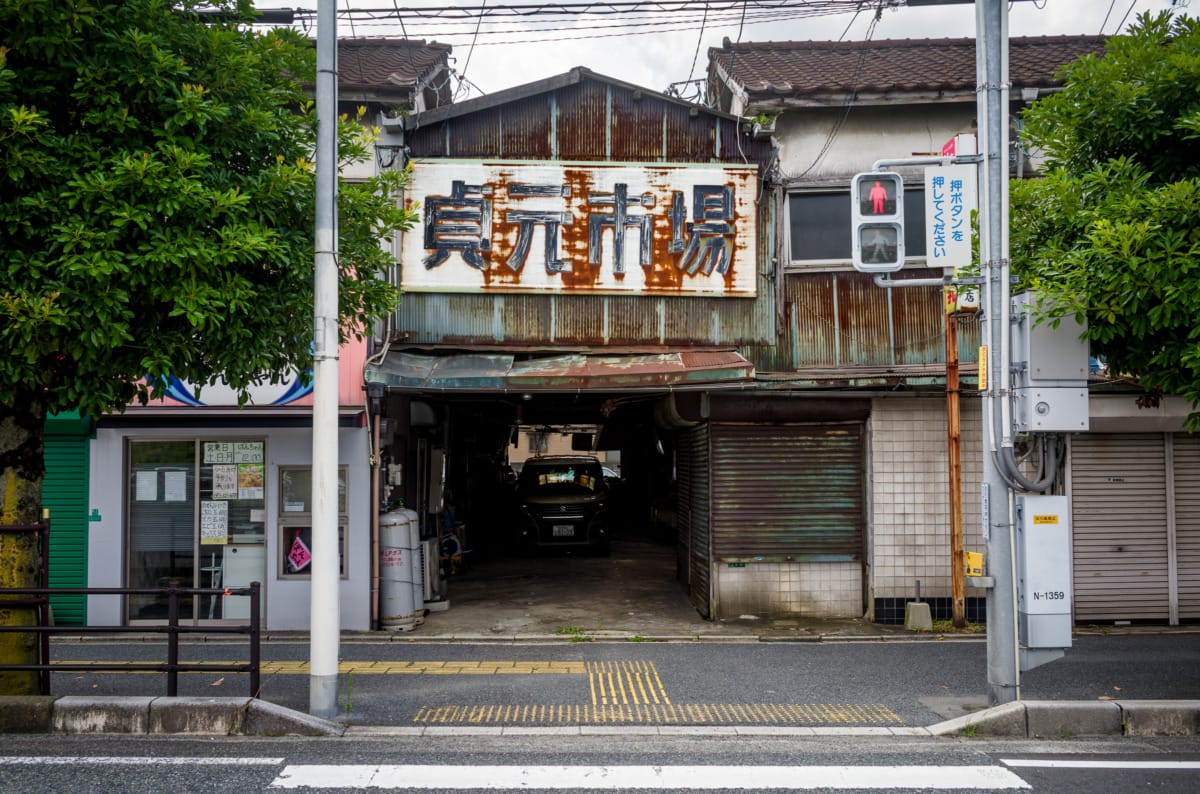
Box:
left=278, top=466, right=349, bottom=579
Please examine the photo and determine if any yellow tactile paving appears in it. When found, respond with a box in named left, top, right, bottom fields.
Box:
left=413, top=702, right=904, bottom=726
left=586, top=660, right=670, bottom=706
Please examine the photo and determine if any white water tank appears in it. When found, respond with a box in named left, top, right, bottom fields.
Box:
left=379, top=509, right=418, bottom=630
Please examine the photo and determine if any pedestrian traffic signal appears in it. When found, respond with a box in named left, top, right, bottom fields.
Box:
left=851, top=171, right=905, bottom=273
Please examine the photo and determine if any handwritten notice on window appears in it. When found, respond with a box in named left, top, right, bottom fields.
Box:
left=203, top=442, right=235, bottom=464
left=200, top=500, right=229, bottom=545
left=211, top=465, right=238, bottom=500
left=234, top=442, right=263, bottom=464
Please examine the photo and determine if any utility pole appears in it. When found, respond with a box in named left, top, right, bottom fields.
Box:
left=976, top=0, right=1019, bottom=705
left=945, top=305, right=965, bottom=629
left=310, top=0, right=341, bottom=719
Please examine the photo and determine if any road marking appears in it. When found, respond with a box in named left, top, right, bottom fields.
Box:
left=270, top=764, right=1029, bottom=789
left=1001, top=758, right=1200, bottom=770
left=412, top=702, right=903, bottom=726
left=0, top=757, right=283, bottom=766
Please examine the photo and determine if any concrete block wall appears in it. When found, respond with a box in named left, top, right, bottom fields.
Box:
left=869, top=397, right=984, bottom=601
left=715, top=561, right=862, bottom=618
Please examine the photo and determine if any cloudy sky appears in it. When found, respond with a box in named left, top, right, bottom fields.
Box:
left=256, top=0, right=1191, bottom=100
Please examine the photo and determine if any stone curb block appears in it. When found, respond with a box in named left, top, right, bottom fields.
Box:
left=926, top=701, right=1026, bottom=737
left=1118, top=700, right=1200, bottom=737
left=150, top=697, right=250, bottom=735
left=1025, top=700, right=1122, bottom=738
left=53, top=696, right=154, bottom=734
left=243, top=698, right=344, bottom=737
left=0, top=695, right=56, bottom=734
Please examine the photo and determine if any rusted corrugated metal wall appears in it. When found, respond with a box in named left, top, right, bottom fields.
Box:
left=709, top=423, right=865, bottom=561
left=777, top=269, right=982, bottom=370
left=396, top=73, right=775, bottom=349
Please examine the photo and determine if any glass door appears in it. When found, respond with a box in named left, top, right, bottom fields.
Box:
left=126, top=439, right=267, bottom=623
left=127, top=441, right=197, bottom=621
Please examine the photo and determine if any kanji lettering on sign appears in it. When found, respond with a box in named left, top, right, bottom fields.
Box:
left=423, top=180, right=493, bottom=270
left=586, top=183, right=655, bottom=274
left=504, top=183, right=573, bottom=273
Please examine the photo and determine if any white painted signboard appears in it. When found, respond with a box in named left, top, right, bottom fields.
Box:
left=400, top=160, right=758, bottom=297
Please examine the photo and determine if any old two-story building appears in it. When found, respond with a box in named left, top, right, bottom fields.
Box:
left=705, top=34, right=1200, bottom=626
left=62, top=39, right=453, bottom=631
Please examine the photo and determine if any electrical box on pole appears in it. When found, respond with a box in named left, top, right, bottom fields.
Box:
left=1015, top=494, right=1073, bottom=671
left=851, top=171, right=905, bottom=273
left=1011, top=292, right=1090, bottom=432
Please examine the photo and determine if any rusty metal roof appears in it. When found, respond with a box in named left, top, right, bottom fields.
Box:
left=365, top=350, right=754, bottom=392
left=392, top=66, right=742, bottom=132
left=709, top=35, right=1106, bottom=103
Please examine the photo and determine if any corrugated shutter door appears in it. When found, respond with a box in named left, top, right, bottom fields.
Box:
left=1070, top=434, right=1170, bottom=622
left=1174, top=434, right=1200, bottom=620
left=710, top=424, right=864, bottom=559
left=43, top=435, right=90, bottom=625
left=677, top=426, right=711, bottom=618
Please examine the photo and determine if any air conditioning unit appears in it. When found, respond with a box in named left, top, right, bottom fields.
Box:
left=420, top=537, right=442, bottom=603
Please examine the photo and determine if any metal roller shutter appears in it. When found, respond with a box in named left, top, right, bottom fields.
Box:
left=710, top=424, right=864, bottom=560
left=1174, top=434, right=1200, bottom=620
left=1070, top=434, right=1170, bottom=622
left=676, top=425, right=712, bottom=618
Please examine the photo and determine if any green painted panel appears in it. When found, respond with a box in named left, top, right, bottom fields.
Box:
left=43, top=434, right=90, bottom=625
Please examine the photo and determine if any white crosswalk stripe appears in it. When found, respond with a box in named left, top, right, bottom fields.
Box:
left=269, top=763, right=1030, bottom=790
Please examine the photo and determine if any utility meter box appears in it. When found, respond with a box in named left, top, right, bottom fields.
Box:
left=1015, top=495, right=1073, bottom=650
left=1011, top=292, right=1090, bottom=432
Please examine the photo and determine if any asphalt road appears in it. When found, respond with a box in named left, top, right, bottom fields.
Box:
left=45, top=633, right=1200, bottom=728
left=1, top=732, right=1199, bottom=792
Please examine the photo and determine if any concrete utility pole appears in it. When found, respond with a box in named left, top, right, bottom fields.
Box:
left=976, top=0, right=1019, bottom=705
left=310, top=0, right=341, bottom=719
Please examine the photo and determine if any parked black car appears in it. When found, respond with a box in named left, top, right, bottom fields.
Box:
left=514, top=455, right=610, bottom=554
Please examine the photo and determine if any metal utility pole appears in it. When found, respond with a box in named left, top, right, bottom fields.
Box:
left=310, top=0, right=341, bottom=719
left=976, top=0, right=1019, bottom=705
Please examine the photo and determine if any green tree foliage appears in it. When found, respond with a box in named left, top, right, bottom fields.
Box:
left=0, top=0, right=414, bottom=690
left=1011, top=12, right=1200, bottom=419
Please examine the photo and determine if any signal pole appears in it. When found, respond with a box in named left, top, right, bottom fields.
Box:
left=976, top=0, right=1020, bottom=705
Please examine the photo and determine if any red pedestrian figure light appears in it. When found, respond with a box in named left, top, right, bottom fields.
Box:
left=869, top=180, right=888, bottom=214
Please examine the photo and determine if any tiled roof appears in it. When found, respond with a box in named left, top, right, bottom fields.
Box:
left=709, top=36, right=1106, bottom=99
left=335, top=38, right=452, bottom=95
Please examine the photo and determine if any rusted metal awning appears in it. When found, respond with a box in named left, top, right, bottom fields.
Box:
left=365, top=350, right=755, bottom=393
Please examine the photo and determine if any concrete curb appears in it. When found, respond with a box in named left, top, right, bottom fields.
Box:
left=0, top=696, right=343, bottom=737
left=926, top=699, right=1200, bottom=738
left=3, top=696, right=1199, bottom=738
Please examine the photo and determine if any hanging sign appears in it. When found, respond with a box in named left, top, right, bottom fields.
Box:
left=288, top=531, right=312, bottom=572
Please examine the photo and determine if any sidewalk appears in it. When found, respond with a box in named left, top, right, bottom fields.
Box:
left=1, top=622, right=1197, bottom=739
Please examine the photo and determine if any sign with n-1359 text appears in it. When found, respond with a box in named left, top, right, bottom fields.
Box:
left=400, top=160, right=758, bottom=297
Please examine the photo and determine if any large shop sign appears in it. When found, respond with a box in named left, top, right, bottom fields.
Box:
left=400, top=160, right=759, bottom=297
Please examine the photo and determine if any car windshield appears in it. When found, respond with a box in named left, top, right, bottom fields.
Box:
left=519, top=462, right=603, bottom=495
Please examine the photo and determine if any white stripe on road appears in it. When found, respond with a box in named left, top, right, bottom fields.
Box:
left=1002, top=758, right=1200, bottom=770
left=0, top=757, right=284, bottom=766
left=270, top=764, right=1030, bottom=789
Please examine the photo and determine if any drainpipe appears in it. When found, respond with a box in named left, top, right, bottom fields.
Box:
left=367, top=383, right=385, bottom=631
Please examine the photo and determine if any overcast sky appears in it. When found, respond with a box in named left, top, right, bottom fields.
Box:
left=256, top=1, right=1192, bottom=100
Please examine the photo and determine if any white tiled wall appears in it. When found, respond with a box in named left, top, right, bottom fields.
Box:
left=869, top=397, right=984, bottom=600
left=716, top=562, right=862, bottom=618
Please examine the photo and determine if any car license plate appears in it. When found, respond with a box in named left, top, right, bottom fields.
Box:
left=552, top=524, right=574, bottom=537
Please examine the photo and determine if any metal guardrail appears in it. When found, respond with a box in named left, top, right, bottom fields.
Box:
left=0, top=583, right=262, bottom=698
